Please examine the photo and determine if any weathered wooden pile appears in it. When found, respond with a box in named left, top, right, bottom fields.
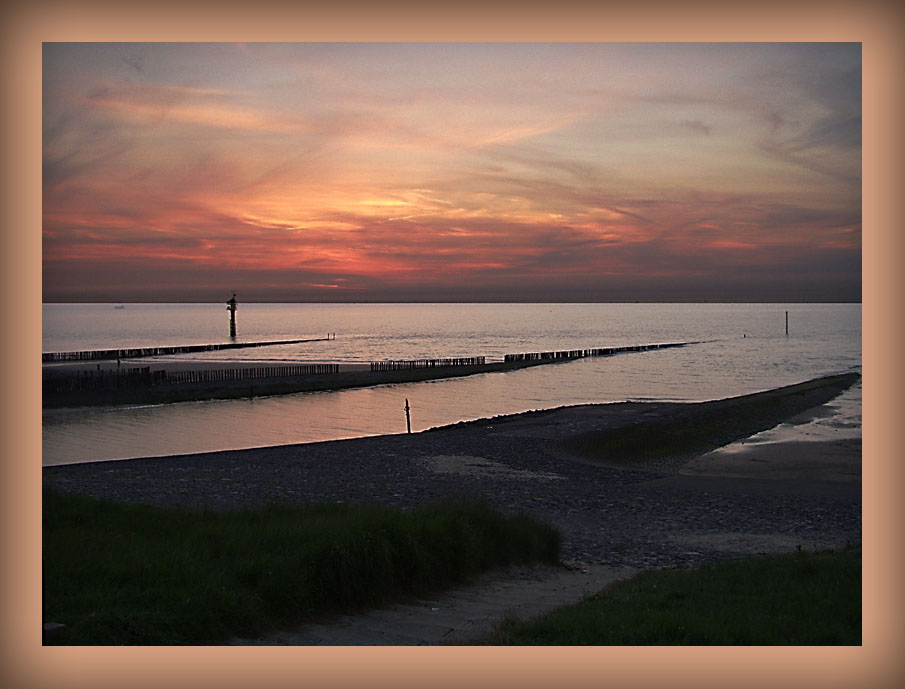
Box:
left=43, top=364, right=339, bottom=393
left=44, top=341, right=700, bottom=394
left=504, top=341, right=692, bottom=363
left=41, top=337, right=328, bottom=363
left=369, top=357, right=486, bottom=371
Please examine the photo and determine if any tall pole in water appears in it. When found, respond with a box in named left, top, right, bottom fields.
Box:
left=785, top=310, right=789, bottom=336
left=227, top=293, right=238, bottom=338
left=405, top=398, right=411, bottom=434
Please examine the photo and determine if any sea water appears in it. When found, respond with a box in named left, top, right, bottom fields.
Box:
left=42, top=303, right=861, bottom=466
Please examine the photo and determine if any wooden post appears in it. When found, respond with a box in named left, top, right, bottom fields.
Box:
left=405, top=398, right=411, bottom=434
left=785, top=310, right=789, bottom=336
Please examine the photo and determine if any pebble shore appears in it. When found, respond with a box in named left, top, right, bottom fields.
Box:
left=43, top=373, right=861, bottom=571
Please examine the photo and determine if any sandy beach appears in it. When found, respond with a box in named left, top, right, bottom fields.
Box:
left=44, top=373, right=861, bottom=565
left=43, top=372, right=860, bottom=644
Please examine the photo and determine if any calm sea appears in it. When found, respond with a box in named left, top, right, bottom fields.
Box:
left=42, top=303, right=862, bottom=466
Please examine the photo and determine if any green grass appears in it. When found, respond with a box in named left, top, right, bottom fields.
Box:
left=476, top=546, right=861, bottom=645
left=43, top=490, right=560, bottom=645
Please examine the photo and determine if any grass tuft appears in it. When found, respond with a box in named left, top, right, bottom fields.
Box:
left=476, top=546, right=861, bottom=645
left=43, top=490, right=560, bottom=645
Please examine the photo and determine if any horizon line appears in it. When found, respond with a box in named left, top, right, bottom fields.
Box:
left=41, top=299, right=863, bottom=305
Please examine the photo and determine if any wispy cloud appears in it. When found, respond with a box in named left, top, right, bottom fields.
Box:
left=42, top=42, right=861, bottom=302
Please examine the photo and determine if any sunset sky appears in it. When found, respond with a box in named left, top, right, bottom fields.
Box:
left=42, top=42, right=861, bottom=302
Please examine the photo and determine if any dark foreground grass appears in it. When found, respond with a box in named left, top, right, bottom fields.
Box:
left=477, top=546, right=861, bottom=645
left=43, top=490, right=560, bottom=645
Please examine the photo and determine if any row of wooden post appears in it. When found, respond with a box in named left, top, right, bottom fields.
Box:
left=42, top=337, right=332, bottom=363
left=43, top=363, right=340, bottom=393
left=503, top=341, right=691, bottom=363
left=370, top=357, right=486, bottom=371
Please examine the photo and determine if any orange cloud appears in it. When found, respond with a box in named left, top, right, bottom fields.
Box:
left=85, top=83, right=307, bottom=133
left=42, top=43, right=861, bottom=302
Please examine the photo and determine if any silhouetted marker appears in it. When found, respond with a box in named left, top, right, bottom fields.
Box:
left=226, top=293, right=238, bottom=338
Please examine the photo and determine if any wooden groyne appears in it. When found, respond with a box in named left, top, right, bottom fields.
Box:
left=43, top=340, right=709, bottom=407
left=42, top=337, right=329, bottom=363
left=164, top=364, right=339, bottom=384
left=367, top=343, right=697, bottom=372
left=44, top=343, right=701, bottom=392
left=43, top=363, right=340, bottom=394
left=44, top=367, right=159, bottom=393
left=370, top=357, right=486, bottom=372
left=503, top=341, right=697, bottom=363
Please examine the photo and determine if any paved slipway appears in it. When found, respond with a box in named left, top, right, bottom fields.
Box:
left=43, top=374, right=861, bottom=645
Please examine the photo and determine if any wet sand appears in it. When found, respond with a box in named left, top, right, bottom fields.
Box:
left=681, top=437, right=861, bottom=482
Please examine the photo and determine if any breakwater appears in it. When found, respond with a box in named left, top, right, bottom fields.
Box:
left=504, top=341, right=696, bottom=363
left=43, top=340, right=705, bottom=402
left=164, top=364, right=339, bottom=384
left=42, top=337, right=330, bottom=363
left=370, top=357, right=486, bottom=372
left=44, top=364, right=340, bottom=393
left=370, top=342, right=698, bottom=372
left=44, top=367, right=159, bottom=393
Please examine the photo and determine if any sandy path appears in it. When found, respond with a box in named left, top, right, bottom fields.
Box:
left=226, top=433, right=858, bottom=646
left=231, top=563, right=638, bottom=646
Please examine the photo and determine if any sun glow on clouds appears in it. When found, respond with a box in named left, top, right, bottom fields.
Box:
left=42, top=43, right=861, bottom=302
left=89, top=92, right=280, bottom=131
